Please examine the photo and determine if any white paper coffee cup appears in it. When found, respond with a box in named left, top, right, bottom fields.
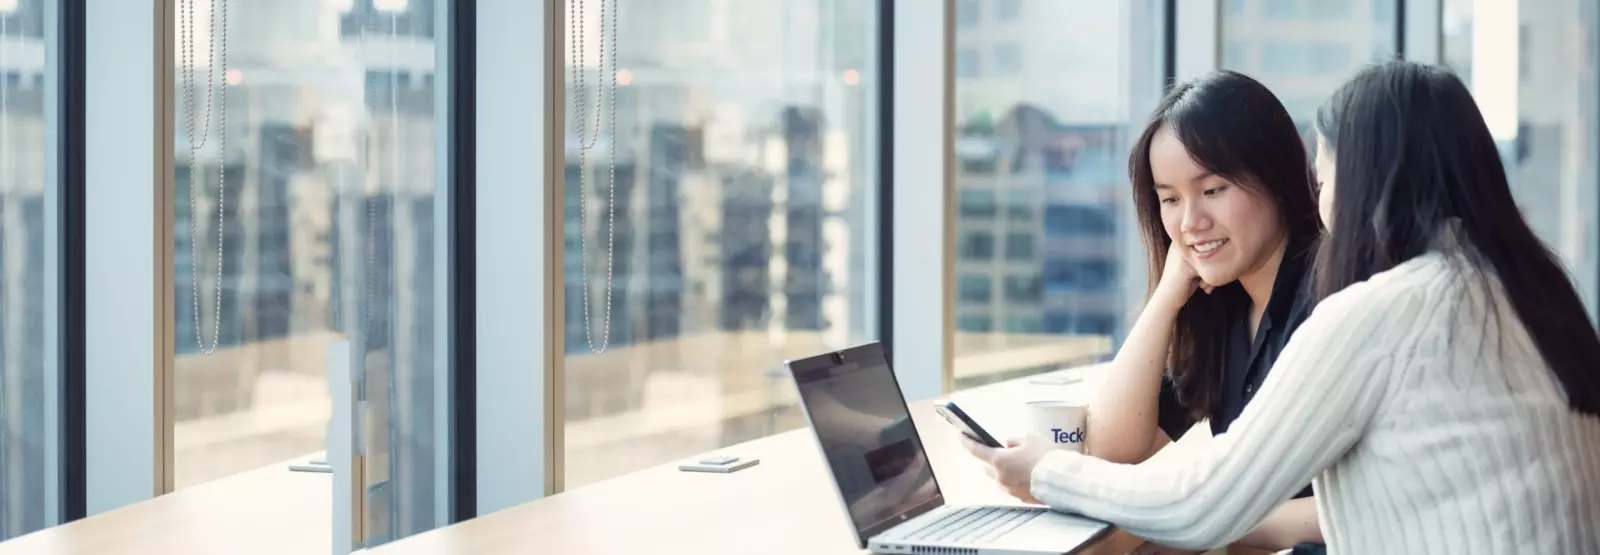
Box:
left=1025, top=399, right=1087, bottom=453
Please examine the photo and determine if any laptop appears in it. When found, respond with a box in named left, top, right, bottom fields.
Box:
left=788, top=342, right=1111, bottom=555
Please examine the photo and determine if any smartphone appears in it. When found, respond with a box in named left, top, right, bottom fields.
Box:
left=678, top=455, right=760, bottom=473
left=932, top=401, right=1003, bottom=448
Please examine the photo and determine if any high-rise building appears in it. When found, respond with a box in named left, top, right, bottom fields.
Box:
left=1221, top=0, right=1397, bottom=127
left=953, top=0, right=1132, bottom=360
left=337, top=1, right=441, bottom=541
left=0, top=0, right=50, bottom=538
left=1440, top=0, right=1599, bottom=319
left=555, top=0, right=874, bottom=486
left=561, top=0, right=866, bottom=401
left=1510, top=0, right=1599, bottom=316
left=955, top=108, right=1124, bottom=339
left=170, top=0, right=443, bottom=538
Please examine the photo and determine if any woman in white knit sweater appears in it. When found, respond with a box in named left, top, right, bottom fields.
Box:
left=963, top=60, right=1600, bottom=553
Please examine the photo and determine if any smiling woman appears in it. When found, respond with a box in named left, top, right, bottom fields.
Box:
left=1083, top=69, right=1327, bottom=553
left=1125, top=70, right=1321, bottom=438
left=1148, top=127, right=1290, bottom=292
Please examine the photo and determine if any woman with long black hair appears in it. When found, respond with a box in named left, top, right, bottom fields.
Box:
left=1082, top=69, right=1325, bottom=554
left=965, top=60, right=1600, bottom=553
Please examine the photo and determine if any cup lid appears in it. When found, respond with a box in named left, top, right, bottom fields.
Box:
left=1025, top=398, right=1086, bottom=408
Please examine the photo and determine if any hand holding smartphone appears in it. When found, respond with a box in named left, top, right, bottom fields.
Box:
left=933, top=400, right=1003, bottom=448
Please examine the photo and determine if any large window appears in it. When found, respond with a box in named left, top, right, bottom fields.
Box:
left=1221, top=0, right=1398, bottom=128
left=171, top=0, right=448, bottom=544
left=1444, top=0, right=1600, bottom=320
left=561, top=0, right=878, bottom=488
left=0, top=0, right=51, bottom=540
left=952, top=1, right=1131, bottom=387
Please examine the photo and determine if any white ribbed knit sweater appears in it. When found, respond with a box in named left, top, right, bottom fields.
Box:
left=1030, top=251, right=1600, bottom=554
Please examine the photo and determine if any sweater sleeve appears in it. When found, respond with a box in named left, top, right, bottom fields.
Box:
left=1028, top=279, right=1417, bottom=549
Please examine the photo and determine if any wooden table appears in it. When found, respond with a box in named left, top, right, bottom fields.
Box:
left=0, top=364, right=1279, bottom=555
left=369, top=366, right=1143, bottom=554
left=0, top=454, right=332, bottom=555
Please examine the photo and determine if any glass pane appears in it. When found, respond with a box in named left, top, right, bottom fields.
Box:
left=0, top=0, right=52, bottom=540
left=171, top=0, right=447, bottom=544
left=1443, top=0, right=1600, bottom=320
left=957, top=0, right=980, bottom=29
left=1220, top=0, right=1398, bottom=132
left=958, top=275, right=992, bottom=303
left=952, top=1, right=1135, bottom=388
left=562, top=0, right=879, bottom=488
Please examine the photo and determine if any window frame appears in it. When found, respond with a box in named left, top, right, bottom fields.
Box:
left=888, top=0, right=952, bottom=399
left=78, top=0, right=477, bottom=537
left=1594, top=1, right=1600, bottom=323
left=67, top=0, right=1586, bottom=541
left=60, top=0, right=86, bottom=524
left=41, top=0, right=87, bottom=529
left=446, top=0, right=477, bottom=526
left=1401, top=0, right=1442, bottom=63
left=475, top=0, right=559, bottom=509
left=514, top=0, right=911, bottom=501
left=81, top=0, right=168, bottom=515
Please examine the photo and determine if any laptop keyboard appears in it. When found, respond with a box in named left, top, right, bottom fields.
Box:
left=900, top=507, right=1041, bottom=545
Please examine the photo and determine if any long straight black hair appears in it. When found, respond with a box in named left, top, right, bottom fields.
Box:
left=1315, top=60, right=1600, bottom=415
left=1129, top=70, right=1322, bottom=420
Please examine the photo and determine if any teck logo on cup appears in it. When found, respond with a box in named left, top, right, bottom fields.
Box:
left=1050, top=427, right=1084, bottom=444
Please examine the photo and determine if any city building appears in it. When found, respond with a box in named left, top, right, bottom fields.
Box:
left=0, top=0, right=48, bottom=538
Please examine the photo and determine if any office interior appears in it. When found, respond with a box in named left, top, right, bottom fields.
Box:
left=0, top=0, right=1595, bottom=552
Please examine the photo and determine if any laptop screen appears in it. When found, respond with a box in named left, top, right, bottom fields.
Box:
left=791, top=343, right=942, bottom=543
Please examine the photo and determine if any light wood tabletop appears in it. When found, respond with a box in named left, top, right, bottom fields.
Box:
left=0, top=454, right=332, bottom=555
left=368, top=366, right=1144, bottom=555
left=0, top=364, right=1288, bottom=555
